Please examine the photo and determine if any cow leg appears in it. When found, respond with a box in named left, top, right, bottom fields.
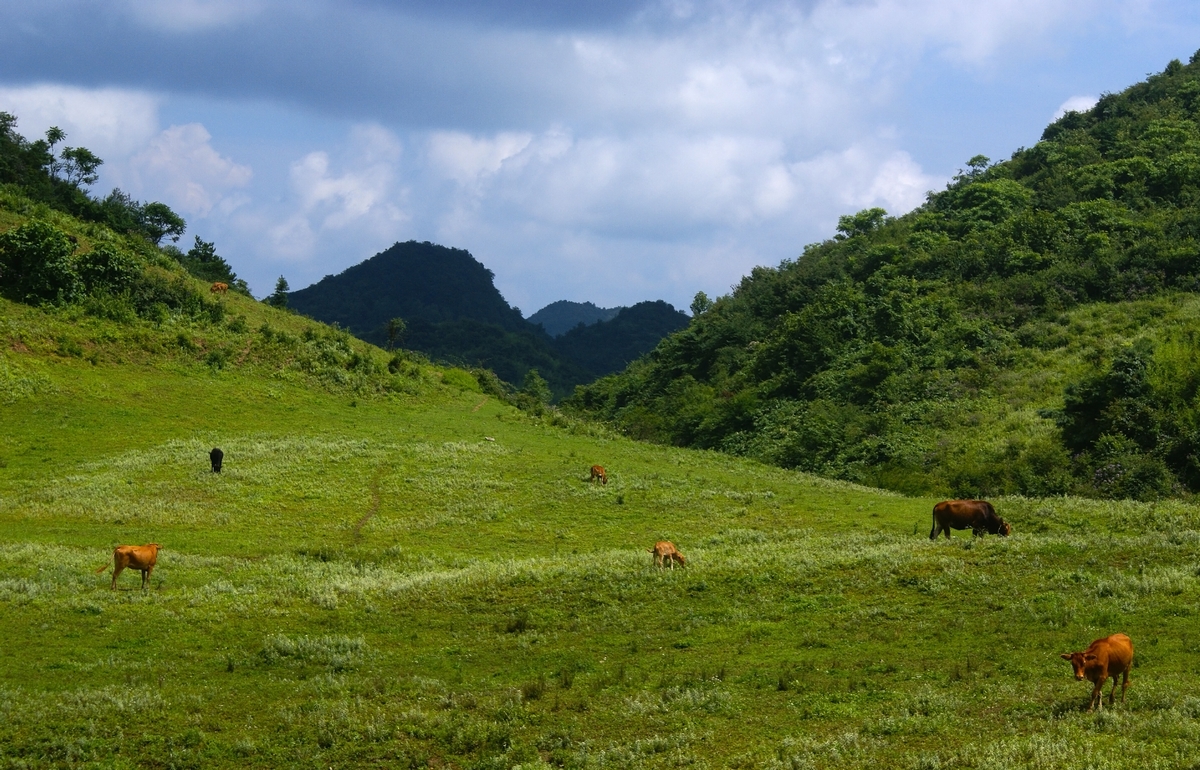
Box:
left=111, top=562, right=123, bottom=590
left=1091, top=682, right=1103, bottom=712
left=1120, top=670, right=1129, bottom=704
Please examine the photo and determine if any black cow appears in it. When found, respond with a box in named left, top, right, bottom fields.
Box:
left=210, top=447, right=224, bottom=473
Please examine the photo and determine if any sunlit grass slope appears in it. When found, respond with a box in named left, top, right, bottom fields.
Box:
left=5, top=295, right=1200, bottom=768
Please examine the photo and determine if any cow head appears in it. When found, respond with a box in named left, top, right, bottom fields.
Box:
left=674, top=552, right=686, bottom=566
left=997, top=519, right=1012, bottom=536
left=1060, top=651, right=1096, bottom=680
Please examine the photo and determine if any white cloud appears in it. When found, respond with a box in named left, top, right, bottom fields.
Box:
left=811, top=0, right=1097, bottom=65
left=1053, top=94, right=1099, bottom=120
left=129, top=123, right=252, bottom=217
left=121, top=0, right=266, bottom=32
left=427, top=131, right=533, bottom=186
left=0, top=84, right=159, bottom=160
left=268, top=124, right=408, bottom=260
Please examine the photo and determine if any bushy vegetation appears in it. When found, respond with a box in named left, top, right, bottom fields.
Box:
left=568, top=52, right=1200, bottom=501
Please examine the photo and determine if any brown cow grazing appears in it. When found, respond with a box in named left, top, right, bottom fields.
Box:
left=95, top=544, right=161, bottom=590
left=210, top=282, right=229, bottom=294
left=648, top=541, right=685, bottom=569
left=1061, top=633, right=1134, bottom=712
left=929, top=499, right=1011, bottom=540
left=590, top=465, right=608, bottom=485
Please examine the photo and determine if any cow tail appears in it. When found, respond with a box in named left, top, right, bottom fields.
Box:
left=94, top=563, right=110, bottom=574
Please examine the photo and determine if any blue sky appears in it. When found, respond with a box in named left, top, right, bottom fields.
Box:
left=1, top=0, right=1198, bottom=314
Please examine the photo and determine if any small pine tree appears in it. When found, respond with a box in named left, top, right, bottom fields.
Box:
left=267, top=276, right=290, bottom=309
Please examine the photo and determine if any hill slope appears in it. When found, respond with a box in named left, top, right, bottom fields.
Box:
left=4, top=168, right=1200, bottom=768
left=570, top=52, right=1200, bottom=502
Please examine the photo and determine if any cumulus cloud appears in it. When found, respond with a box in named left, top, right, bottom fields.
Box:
left=1053, top=94, right=1099, bottom=120
left=0, top=84, right=159, bottom=160
left=129, top=123, right=252, bottom=217
left=428, top=131, right=533, bottom=187
left=267, top=124, right=409, bottom=260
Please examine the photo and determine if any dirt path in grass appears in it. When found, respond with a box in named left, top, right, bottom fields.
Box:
left=352, top=467, right=384, bottom=540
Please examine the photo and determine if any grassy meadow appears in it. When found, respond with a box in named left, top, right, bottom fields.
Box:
left=5, top=293, right=1200, bottom=768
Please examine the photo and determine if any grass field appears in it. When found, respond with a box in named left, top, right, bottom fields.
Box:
left=5, top=296, right=1200, bottom=768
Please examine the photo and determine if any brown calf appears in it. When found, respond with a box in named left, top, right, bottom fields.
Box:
left=1060, top=633, right=1133, bottom=711
left=210, top=282, right=229, bottom=294
left=95, top=543, right=161, bottom=590
left=648, top=541, right=685, bottom=569
left=590, top=465, right=607, bottom=485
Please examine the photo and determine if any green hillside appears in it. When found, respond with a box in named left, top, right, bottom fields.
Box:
left=3, top=167, right=1200, bottom=768
left=569, top=53, right=1200, bottom=502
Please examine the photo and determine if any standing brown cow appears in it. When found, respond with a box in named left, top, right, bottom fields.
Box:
left=649, top=541, right=685, bottom=569
left=929, top=499, right=1011, bottom=540
left=1061, top=633, right=1134, bottom=711
left=95, top=544, right=161, bottom=590
left=210, top=282, right=229, bottom=294
left=590, top=465, right=608, bottom=485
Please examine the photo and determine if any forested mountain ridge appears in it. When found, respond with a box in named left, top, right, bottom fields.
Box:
left=285, top=241, right=593, bottom=396
left=286, top=241, right=691, bottom=398
left=528, top=300, right=623, bottom=337
left=552, top=300, right=690, bottom=381
left=568, top=52, right=1200, bottom=501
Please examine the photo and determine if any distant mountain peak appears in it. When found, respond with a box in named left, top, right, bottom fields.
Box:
left=528, top=300, right=623, bottom=337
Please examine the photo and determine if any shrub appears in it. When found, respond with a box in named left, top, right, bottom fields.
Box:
left=0, top=220, right=81, bottom=304
left=443, top=367, right=481, bottom=393
left=75, top=243, right=139, bottom=294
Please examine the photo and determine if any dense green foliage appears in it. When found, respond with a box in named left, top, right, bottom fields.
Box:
left=0, top=208, right=231, bottom=329
left=569, top=53, right=1200, bottom=501
left=528, top=300, right=622, bottom=337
